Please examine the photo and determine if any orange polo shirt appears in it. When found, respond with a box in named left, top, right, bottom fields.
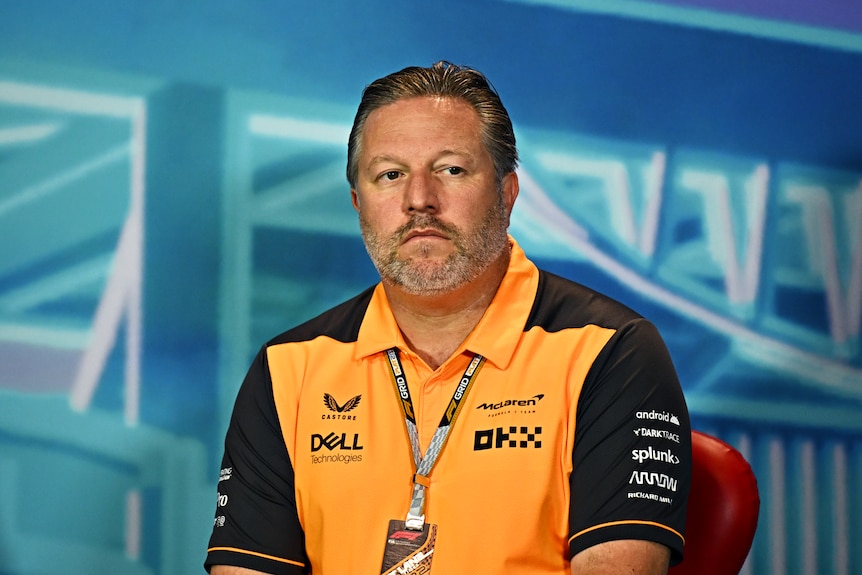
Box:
left=206, top=239, right=690, bottom=574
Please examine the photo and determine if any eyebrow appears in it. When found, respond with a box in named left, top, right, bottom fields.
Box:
left=365, top=149, right=477, bottom=169
left=365, top=154, right=402, bottom=168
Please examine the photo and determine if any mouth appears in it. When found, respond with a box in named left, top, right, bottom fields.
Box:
left=402, top=228, right=449, bottom=243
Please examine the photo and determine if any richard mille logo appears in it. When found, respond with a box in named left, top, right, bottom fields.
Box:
left=323, top=393, right=361, bottom=420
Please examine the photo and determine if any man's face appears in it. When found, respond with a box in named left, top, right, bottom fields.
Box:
left=351, top=96, right=517, bottom=296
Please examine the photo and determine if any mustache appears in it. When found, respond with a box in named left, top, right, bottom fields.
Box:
left=395, top=215, right=459, bottom=240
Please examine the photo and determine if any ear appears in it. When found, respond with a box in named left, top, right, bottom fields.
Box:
left=351, top=188, right=360, bottom=212
left=501, top=171, right=519, bottom=220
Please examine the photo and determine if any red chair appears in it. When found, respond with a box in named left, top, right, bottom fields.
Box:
left=669, top=430, right=760, bottom=575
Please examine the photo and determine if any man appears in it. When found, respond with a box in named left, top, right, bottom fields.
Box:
left=206, top=62, right=690, bottom=575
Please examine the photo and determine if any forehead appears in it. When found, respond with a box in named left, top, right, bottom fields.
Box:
left=361, top=96, right=485, bottom=156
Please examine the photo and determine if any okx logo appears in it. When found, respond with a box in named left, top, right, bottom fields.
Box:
left=474, top=426, right=542, bottom=450
left=311, top=432, right=364, bottom=452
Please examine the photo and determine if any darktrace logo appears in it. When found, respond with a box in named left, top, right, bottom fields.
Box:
left=475, top=394, right=544, bottom=415
left=474, top=426, right=543, bottom=450
left=322, top=393, right=361, bottom=420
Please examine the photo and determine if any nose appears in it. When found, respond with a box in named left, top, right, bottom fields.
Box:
left=402, top=172, right=439, bottom=214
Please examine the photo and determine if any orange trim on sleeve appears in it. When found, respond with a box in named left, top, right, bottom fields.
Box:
left=569, top=520, right=684, bottom=545
left=207, top=546, right=307, bottom=568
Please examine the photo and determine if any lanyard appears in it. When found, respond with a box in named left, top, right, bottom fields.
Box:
left=385, top=347, right=485, bottom=530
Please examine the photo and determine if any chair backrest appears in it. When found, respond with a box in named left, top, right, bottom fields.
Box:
left=668, top=430, right=760, bottom=575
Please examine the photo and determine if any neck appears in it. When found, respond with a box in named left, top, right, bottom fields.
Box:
left=383, top=252, right=509, bottom=370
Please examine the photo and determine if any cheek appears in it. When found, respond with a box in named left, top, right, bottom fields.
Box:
left=454, top=195, right=494, bottom=224
left=359, top=204, right=399, bottom=234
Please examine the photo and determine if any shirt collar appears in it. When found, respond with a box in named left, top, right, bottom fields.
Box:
left=354, top=237, right=539, bottom=370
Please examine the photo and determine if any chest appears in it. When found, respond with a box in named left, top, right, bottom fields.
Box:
left=281, top=347, right=583, bottom=504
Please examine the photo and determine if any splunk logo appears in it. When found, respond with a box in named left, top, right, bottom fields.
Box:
left=632, top=446, right=680, bottom=465
left=311, top=432, right=364, bottom=452
left=474, top=426, right=542, bottom=450
left=476, top=394, right=545, bottom=411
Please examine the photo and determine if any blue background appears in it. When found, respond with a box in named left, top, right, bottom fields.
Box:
left=1, top=1, right=861, bottom=574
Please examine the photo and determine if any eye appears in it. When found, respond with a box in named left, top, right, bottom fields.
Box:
left=443, top=166, right=464, bottom=176
left=380, top=170, right=401, bottom=181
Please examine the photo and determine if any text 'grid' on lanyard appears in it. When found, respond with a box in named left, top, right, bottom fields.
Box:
left=385, top=347, right=485, bottom=530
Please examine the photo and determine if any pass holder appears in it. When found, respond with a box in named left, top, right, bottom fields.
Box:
left=380, top=519, right=437, bottom=574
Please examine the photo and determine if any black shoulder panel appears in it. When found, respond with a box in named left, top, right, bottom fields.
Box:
left=525, top=270, right=642, bottom=332
left=268, top=285, right=377, bottom=346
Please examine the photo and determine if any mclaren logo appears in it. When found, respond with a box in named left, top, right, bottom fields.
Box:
left=323, top=393, right=361, bottom=420
left=476, top=394, right=545, bottom=411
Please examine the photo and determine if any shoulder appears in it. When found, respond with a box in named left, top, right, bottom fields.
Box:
left=266, top=285, right=377, bottom=347
left=526, top=269, right=643, bottom=332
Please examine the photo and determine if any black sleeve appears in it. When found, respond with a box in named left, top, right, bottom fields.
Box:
left=205, top=346, right=309, bottom=574
left=569, top=319, right=691, bottom=565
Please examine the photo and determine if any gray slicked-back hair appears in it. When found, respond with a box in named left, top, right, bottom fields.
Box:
left=346, top=61, right=519, bottom=189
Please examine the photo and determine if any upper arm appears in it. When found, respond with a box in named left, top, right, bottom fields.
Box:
left=571, top=539, right=670, bottom=575
left=569, top=319, right=691, bottom=563
left=204, top=347, right=309, bottom=573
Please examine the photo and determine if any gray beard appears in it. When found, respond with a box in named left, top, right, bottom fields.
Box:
left=360, top=198, right=510, bottom=296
